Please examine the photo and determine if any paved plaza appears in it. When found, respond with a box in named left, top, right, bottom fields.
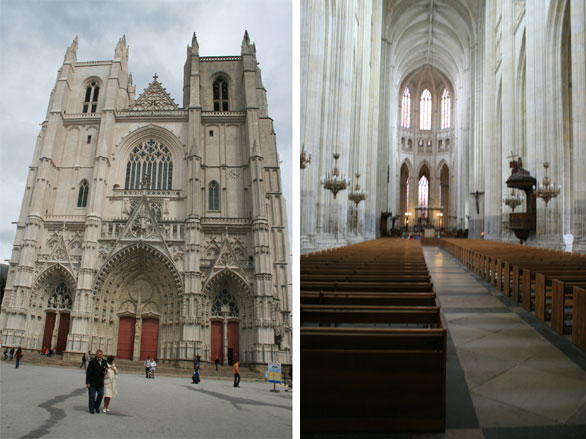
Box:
left=0, top=362, right=292, bottom=439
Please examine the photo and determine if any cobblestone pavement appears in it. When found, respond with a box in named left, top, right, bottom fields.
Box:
left=0, top=362, right=292, bottom=439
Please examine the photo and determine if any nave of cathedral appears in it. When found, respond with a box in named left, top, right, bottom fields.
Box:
left=300, top=0, right=586, bottom=437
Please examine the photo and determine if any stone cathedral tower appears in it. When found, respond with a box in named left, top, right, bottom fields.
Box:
left=0, top=32, right=292, bottom=366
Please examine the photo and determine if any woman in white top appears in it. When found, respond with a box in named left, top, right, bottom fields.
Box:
left=149, top=358, right=157, bottom=378
left=103, top=355, right=118, bottom=413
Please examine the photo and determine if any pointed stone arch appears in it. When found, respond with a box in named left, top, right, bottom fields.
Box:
left=94, top=242, right=183, bottom=297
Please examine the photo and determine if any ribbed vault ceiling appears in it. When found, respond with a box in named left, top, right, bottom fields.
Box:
left=385, top=0, right=482, bottom=86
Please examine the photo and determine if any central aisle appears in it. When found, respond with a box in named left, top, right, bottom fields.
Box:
left=423, top=246, right=586, bottom=438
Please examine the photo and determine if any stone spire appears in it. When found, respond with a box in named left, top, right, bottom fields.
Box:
left=241, top=30, right=255, bottom=54
left=64, top=35, right=78, bottom=63
left=114, top=34, right=127, bottom=59
left=191, top=32, right=199, bottom=55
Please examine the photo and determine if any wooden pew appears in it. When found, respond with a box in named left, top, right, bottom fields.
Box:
left=573, top=287, right=586, bottom=351
left=551, top=280, right=586, bottom=335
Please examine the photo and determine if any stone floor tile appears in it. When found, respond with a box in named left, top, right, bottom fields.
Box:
left=469, top=393, right=559, bottom=428
left=472, top=365, right=586, bottom=424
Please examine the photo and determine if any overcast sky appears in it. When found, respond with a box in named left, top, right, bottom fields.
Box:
left=0, top=0, right=292, bottom=262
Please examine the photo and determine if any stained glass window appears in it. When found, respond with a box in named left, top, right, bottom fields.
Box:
left=401, top=88, right=411, bottom=128
left=125, top=139, right=173, bottom=190
left=418, top=176, right=429, bottom=208
left=420, top=89, right=432, bottom=130
left=441, top=88, right=451, bottom=129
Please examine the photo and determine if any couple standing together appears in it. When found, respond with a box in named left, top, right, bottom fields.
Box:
left=86, top=350, right=118, bottom=414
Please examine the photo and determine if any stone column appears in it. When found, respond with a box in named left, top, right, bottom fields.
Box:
left=222, top=309, right=229, bottom=366
left=571, top=0, right=586, bottom=251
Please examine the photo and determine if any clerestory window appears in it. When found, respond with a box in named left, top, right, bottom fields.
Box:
left=441, top=88, right=451, bottom=129
left=401, top=88, right=411, bottom=128
left=420, top=89, right=432, bottom=130
left=213, top=77, right=229, bottom=111
left=82, top=81, right=100, bottom=113
left=125, top=139, right=173, bottom=190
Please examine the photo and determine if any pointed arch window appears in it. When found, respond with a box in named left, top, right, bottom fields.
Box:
left=418, top=176, right=429, bottom=208
left=211, top=289, right=239, bottom=317
left=441, top=88, right=451, bottom=129
left=213, top=77, right=229, bottom=111
left=208, top=181, right=220, bottom=211
left=125, top=139, right=173, bottom=190
left=82, top=81, right=100, bottom=113
left=77, top=180, right=89, bottom=208
left=419, top=89, right=432, bottom=130
left=401, top=88, right=411, bottom=128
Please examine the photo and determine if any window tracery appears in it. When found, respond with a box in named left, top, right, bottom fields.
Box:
left=209, top=181, right=220, bottom=211
left=125, top=139, right=173, bottom=190
left=211, top=289, right=239, bottom=317
left=83, top=81, right=100, bottom=113
left=213, top=77, right=229, bottom=111
left=47, top=283, right=72, bottom=310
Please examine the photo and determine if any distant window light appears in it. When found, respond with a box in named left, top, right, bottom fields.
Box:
left=439, top=140, right=443, bottom=149
left=209, top=130, right=214, bottom=137
left=82, top=81, right=99, bottom=114
left=420, top=89, right=432, bottom=130
left=427, top=140, right=432, bottom=147
left=418, top=176, right=429, bottom=208
left=213, top=77, right=229, bottom=111
left=401, top=88, right=411, bottom=128
left=441, top=88, right=451, bottom=129
left=418, top=139, right=423, bottom=147
left=77, top=180, right=89, bottom=207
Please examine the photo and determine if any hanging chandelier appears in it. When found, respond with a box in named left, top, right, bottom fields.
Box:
left=300, top=144, right=312, bottom=169
left=534, top=162, right=560, bottom=206
left=348, top=173, right=368, bottom=207
left=503, top=188, right=524, bottom=211
left=320, top=152, right=349, bottom=199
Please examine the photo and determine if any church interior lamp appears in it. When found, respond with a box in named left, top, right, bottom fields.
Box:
left=348, top=173, right=368, bottom=207
left=320, top=152, right=350, bottom=199
left=300, top=144, right=312, bottom=169
left=503, top=189, right=524, bottom=212
left=534, top=162, right=560, bottom=206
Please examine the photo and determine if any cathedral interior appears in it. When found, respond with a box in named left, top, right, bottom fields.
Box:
left=301, top=0, right=586, bottom=436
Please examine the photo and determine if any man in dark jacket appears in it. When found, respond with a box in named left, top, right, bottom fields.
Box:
left=86, top=349, right=108, bottom=414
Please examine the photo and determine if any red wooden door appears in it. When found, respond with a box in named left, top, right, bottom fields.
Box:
left=56, top=313, right=70, bottom=354
left=211, top=321, right=223, bottom=364
left=140, top=318, right=159, bottom=360
left=228, top=321, right=239, bottom=364
left=117, top=317, right=136, bottom=360
left=42, top=312, right=56, bottom=350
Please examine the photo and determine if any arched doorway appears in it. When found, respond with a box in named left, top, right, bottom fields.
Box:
left=92, top=244, right=182, bottom=360
left=32, top=265, right=75, bottom=354
left=210, top=289, right=240, bottom=365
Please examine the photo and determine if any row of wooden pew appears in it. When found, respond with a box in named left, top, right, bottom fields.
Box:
left=436, top=239, right=586, bottom=351
left=301, top=239, right=446, bottom=434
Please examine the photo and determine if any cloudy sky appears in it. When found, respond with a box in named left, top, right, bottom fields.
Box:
left=0, top=0, right=292, bottom=262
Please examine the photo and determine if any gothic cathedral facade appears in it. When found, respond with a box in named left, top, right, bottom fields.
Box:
left=0, top=33, right=292, bottom=366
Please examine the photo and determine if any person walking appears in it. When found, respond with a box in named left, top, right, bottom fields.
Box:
left=102, top=356, right=118, bottom=413
left=149, top=358, right=157, bottom=379
left=196, top=354, right=201, bottom=371
left=86, top=349, right=108, bottom=414
left=144, top=356, right=151, bottom=378
left=85, top=351, right=91, bottom=371
left=233, top=361, right=240, bottom=387
left=9, top=347, right=15, bottom=360
left=15, top=347, right=23, bottom=368
left=3, top=348, right=8, bottom=360
left=80, top=353, right=87, bottom=369
left=215, top=355, right=219, bottom=372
